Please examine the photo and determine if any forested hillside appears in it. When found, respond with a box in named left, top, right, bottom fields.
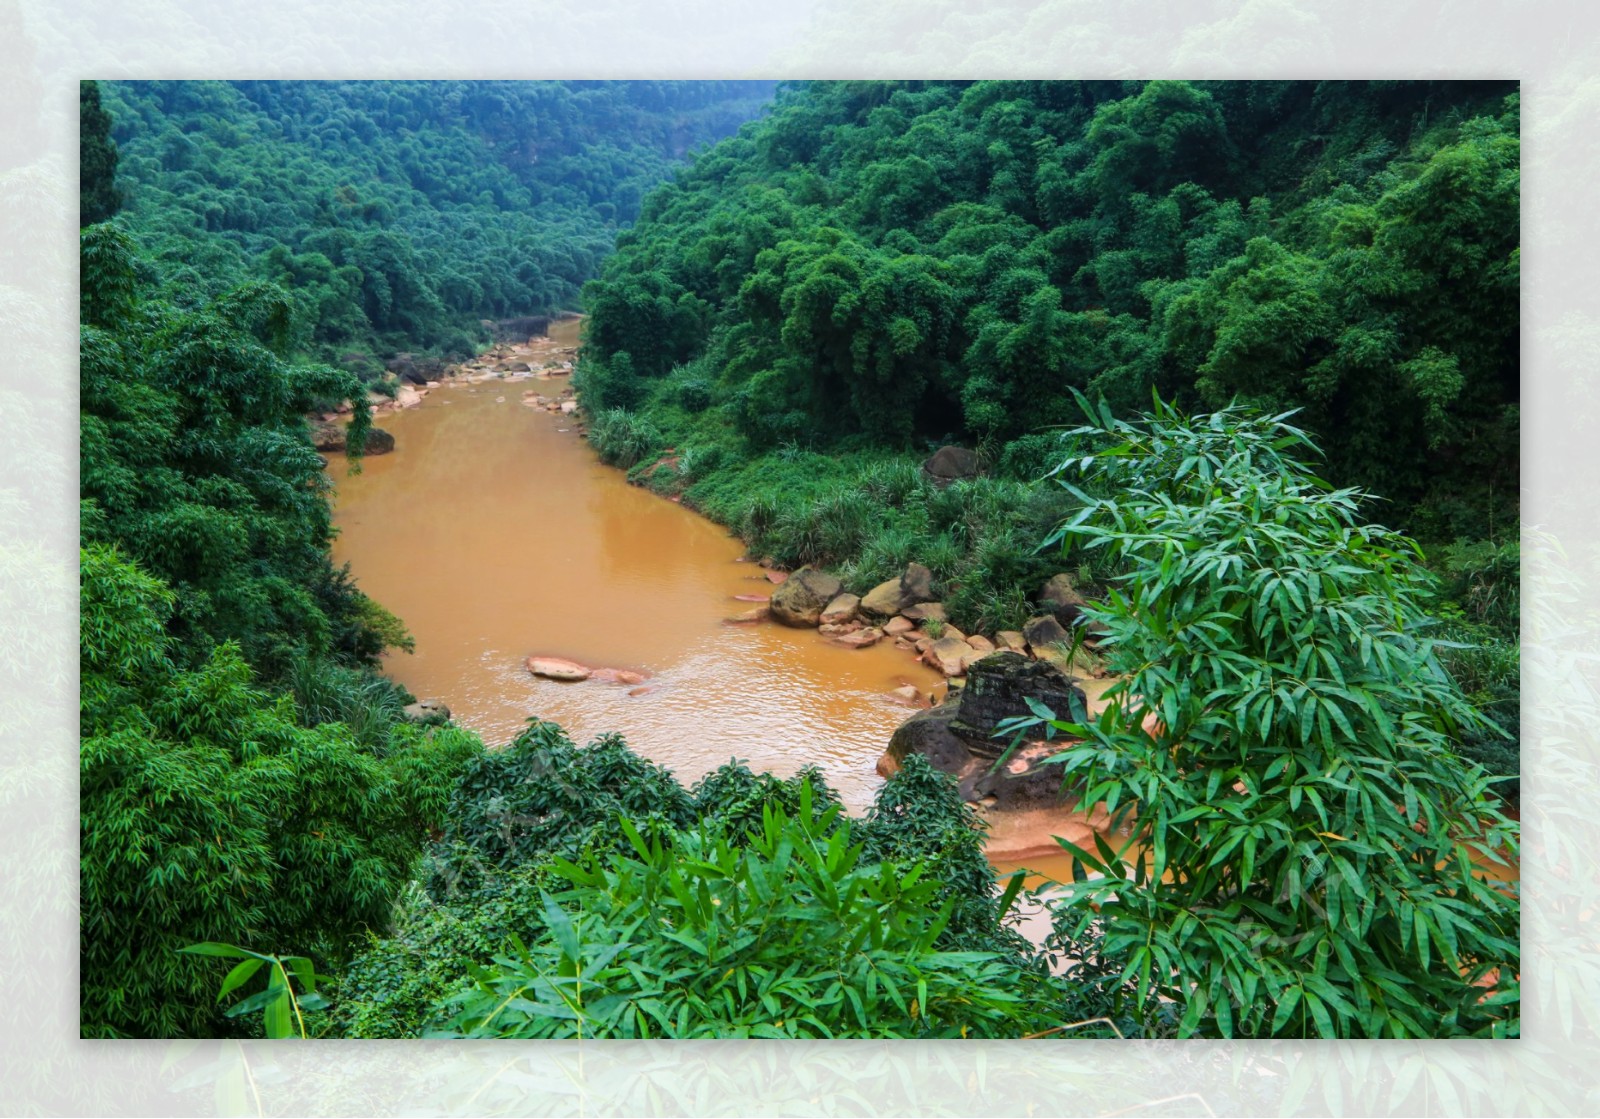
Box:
left=581, top=79, right=1518, bottom=542
left=99, top=80, right=776, bottom=368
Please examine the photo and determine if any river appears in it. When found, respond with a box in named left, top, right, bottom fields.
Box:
left=326, top=320, right=948, bottom=814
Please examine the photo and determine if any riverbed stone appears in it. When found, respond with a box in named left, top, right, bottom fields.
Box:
left=769, top=566, right=843, bottom=627
left=723, top=606, right=770, bottom=625
left=902, top=601, right=947, bottom=623
left=831, top=627, right=883, bottom=649
left=861, top=563, right=935, bottom=618
left=525, top=656, right=592, bottom=682
left=401, top=699, right=450, bottom=725
left=995, top=630, right=1027, bottom=653
left=1023, top=614, right=1070, bottom=651
left=923, top=636, right=975, bottom=677
left=883, top=615, right=915, bottom=637
left=590, top=667, right=648, bottom=685
left=967, top=634, right=995, bottom=654
left=819, top=593, right=860, bottom=625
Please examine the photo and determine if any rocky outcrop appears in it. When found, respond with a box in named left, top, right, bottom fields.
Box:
left=922, top=445, right=980, bottom=484
left=949, top=653, right=1086, bottom=755
left=769, top=567, right=844, bottom=627
left=860, top=562, right=934, bottom=618
left=884, top=652, right=1089, bottom=810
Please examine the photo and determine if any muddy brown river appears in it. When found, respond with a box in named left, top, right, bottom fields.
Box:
left=326, top=323, right=947, bottom=814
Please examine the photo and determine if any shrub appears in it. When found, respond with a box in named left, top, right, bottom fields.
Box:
left=1016, top=395, right=1520, bottom=1039
left=586, top=408, right=665, bottom=470
left=430, top=780, right=1052, bottom=1039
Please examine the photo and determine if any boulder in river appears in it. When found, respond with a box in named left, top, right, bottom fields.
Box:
left=401, top=699, right=451, bottom=725
left=525, top=656, right=592, bottom=682
left=949, top=652, right=1086, bottom=756
left=590, top=667, right=649, bottom=685
left=885, top=653, right=1090, bottom=810
left=860, top=562, right=935, bottom=618
left=769, top=567, right=844, bottom=627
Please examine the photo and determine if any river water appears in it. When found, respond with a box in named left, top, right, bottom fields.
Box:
left=326, top=323, right=947, bottom=814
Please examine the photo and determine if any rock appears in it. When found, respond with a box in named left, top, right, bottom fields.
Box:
left=820, top=593, right=861, bottom=625
left=590, top=667, right=648, bottom=685
left=1023, top=614, right=1071, bottom=651
left=886, top=704, right=976, bottom=776
left=765, top=570, right=789, bottom=585
left=887, top=684, right=929, bottom=708
left=883, top=655, right=1088, bottom=810
left=401, top=699, right=450, bottom=725
left=883, top=615, right=915, bottom=637
left=309, top=420, right=395, bottom=455
left=560, top=400, right=578, bottom=414
left=1039, top=572, right=1088, bottom=627
left=723, top=606, right=770, bottom=625
left=732, top=593, right=770, bottom=603
left=818, top=621, right=861, bottom=636
left=525, top=656, right=592, bottom=682
left=627, top=685, right=654, bottom=697
left=902, top=601, right=946, bottom=623
left=995, top=630, right=1028, bottom=653
left=967, top=634, right=995, bottom=654
left=860, top=563, right=936, bottom=618
left=395, top=384, right=422, bottom=409
left=893, top=636, right=918, bottom=651
left=831, top=627, right=883, bottom=649
left=949, top=652, right=1087, bottom=757
left=923, top=636, right=975, bottom=677
left=921, top=445, right=980, bottom=484
left=1033, top=642, right=1104, bottom=678
left=769, top=567, right=844, bottom=627
left=914, top=636, right=934, bottom=654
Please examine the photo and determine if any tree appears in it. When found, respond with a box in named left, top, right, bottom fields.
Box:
left=80, top=80, right=121, bottom=225
left=1019, top=395, right=1519, bottom=1038
left=79, top=545, right=480, bottom=1037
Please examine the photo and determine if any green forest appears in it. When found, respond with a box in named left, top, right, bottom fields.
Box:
left=80, top=79, right=1520, bottom=1043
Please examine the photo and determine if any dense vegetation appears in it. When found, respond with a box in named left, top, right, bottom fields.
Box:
left=581, top=80, right=1517, bottom=542
left=99, top=80, right=775, bottom=371
left=333, top=724, right=1076, bottom=1040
